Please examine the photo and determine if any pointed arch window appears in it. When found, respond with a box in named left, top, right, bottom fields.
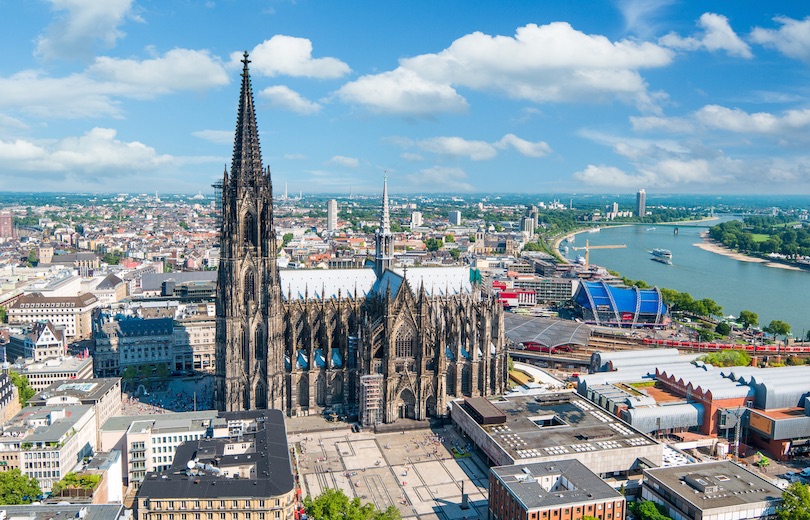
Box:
left=244, top=270, right=255, bottom=308
left=243, top=212, right=257, bottom=246
left=395, top=327, right=415, bottom=358
left=255, top=328, right=265, bottom=360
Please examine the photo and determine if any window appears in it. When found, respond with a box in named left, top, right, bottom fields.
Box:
left=395, top=327, right=414, bottom=358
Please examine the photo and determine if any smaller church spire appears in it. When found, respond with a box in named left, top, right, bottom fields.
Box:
left=379, top=175, right=391, bottom=235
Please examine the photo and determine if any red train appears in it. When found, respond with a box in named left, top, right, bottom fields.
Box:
left=520, top=341, right=573, bottom=354
left=641, top=337, right=810, bottom=353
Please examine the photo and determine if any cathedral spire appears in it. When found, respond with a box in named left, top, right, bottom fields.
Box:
left=374, top=175, right=394, bottom=279
left=231, top=51, right=264, bottom=187
left=379, top=175, right=391, bottom=235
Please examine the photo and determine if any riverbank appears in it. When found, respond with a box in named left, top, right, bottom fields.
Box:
left=695, top=232, right=805, bottom=272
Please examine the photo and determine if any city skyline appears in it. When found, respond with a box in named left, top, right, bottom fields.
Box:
left=0, top=1, right=809, bottom=195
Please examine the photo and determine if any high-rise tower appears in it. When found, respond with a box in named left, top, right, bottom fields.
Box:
left=374, top=177, right=394, bottom=278
left=636, top=189, right=647, bottom=218
left=215, top=52, right=285, bottom=412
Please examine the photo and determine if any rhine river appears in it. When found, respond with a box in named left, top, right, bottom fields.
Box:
left=561, top=220, right=810, bottom=338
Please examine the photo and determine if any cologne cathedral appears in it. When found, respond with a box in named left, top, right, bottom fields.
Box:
left=215, top=53, right=508, bottom=424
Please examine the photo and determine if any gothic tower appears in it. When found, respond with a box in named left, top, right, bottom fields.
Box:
left=374, top=177, right=394, bottom=279
left=215, top=52, right=285, bottom=412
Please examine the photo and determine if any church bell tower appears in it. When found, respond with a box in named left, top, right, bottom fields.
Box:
left=374, top=177, right=394, bottom=278
left=215, top=52, right=285, bottom=412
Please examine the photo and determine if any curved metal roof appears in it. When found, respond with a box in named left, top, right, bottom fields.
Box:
left=503, top=314, right=591, bottom=349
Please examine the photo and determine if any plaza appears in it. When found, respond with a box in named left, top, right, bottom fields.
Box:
left=290, top=424, right=490, bottom=520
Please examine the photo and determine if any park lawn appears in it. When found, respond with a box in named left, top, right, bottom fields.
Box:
left=751, top=233, right=770, bottom=243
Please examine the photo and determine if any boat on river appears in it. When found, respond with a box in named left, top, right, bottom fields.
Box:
left=651, top=248, right=672, bottom=265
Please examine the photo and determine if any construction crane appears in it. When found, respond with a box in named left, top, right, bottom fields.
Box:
left=571, top=239, right=626, bottom=267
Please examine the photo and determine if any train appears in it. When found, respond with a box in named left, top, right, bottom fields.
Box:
left=641, top=337, right=810, bottom=353
left=519, top=341, right=573, bottom=354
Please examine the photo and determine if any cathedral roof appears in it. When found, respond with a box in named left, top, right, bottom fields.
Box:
left=278, top=266, right=473, bottom=301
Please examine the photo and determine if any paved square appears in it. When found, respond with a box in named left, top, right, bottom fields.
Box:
left=291, top=425, right=490, bottom=519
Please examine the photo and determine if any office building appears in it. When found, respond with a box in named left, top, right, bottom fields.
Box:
left=0, top=211, right=14, bottom=241
left=14, top=356, right=94, bottom=392
left=449, top=210, right=462, bottom=225
left=641, top=461, right=781, bottom=520
left=490, top=460, right=625, bottom=520
left=327, top=199, right=338, bottom=231
left=135, top=410, right=295, bottom=520
left=636, top=189, right=646, bottom=217
left=411, top=211, right=423, bottom=228
left=8, top=293, right=100, bottom=339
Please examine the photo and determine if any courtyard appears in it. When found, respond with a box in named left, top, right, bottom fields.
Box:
left=289, top=423, right=490, bottom=520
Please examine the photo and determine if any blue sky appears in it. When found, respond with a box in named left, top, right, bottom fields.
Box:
left=1, top=1, right=810, bottom=195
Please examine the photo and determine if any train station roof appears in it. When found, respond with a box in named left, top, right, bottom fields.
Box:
left=503, top=314, right=591, bottom=349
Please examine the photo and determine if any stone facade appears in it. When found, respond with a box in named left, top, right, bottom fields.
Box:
left=215, top=53, right=508, bottom=422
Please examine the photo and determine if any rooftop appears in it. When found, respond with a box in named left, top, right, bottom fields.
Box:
left=0, top=504, right=124, bottom=520
left=137, top=409, right=294, bottom=499
left=480, top=392, right=658, bottom=461
left=644, top=461, right=782, bottom=511
left=30, top=378, right=120, bottom=405
left=492, top=459, right=623, bottom=511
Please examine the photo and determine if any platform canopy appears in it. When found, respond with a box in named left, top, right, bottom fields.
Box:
left=503, top=314, right=591, bottom=349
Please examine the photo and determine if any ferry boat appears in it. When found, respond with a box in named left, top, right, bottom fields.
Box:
left=650, top=248, right=672, bottom=265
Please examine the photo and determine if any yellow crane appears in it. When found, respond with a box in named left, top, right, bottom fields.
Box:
left=571, top=239, right=626, bottom=267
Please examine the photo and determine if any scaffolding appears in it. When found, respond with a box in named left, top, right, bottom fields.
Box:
left=360, top=374, right=383, bottom=428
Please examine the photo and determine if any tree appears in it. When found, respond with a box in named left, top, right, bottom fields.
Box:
left=715, top=322, right=731, bottom=336
left=444, top=234, right=455, bottom=243
left=738, top=310, right=759, bottom=329
left=0, top=306, right=6, bottom=324
left=699, top=350, right=751, bottom=367
left=281, top=233, right=294, bottom=247
left=156, top=363, right=170, bottom=379
left=424, top=238, right=443, bottom=252
left=0, top=468, right=42, bottom=504
left=636, top=500, right=673, bottom=520
left=449, top=249, right=460, bottom=260
left=778, top=482, right=810, bottom=520
left=8, top=371, right=35, bottom=405
left=303, top=487, right=400, bottom=520
left=764, top=320, right=791, bottom=342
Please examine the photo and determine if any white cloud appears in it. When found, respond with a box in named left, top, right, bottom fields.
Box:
left=630, top=115, right=694, bottom=133
left=336, top=68, right=468, bottom=116
left=259, top=86, right=321, bottom=114
left=192, top=130, right=232, bottom=144
left=36, top=0, right=140, bottom=61
left=0, top=128, right=183, bottom=175
left=284, top=153, right=306, bottom=160
left=238, top=36, right=351, bottom=78
left=617, top=0, right=676, bottom=37
left=751, top=16, right=810, bottom=63
left=407, top=166, right=474, bottom=192
left=659, top=13, right=752, bottom=58
left=88, top=49, right=229, bottom=93
left=394, top=134, right=553, bottom=161
left=328, top=155, right=359, bottom=168
left=573, top=164, right=652, bottom=188
left=400, top=152, right=424, bottom=162
left=695, top=105, right=810, bottom=134
left=416, top=137, right=497, bottom=161
left=0, top=70, right=122, bottom=118
left=494, top=134, right=552, bottom=157
left=338, top=22, right=671, bottom=115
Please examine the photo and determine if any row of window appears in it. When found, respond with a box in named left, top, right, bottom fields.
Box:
left=152, top=499, right=280, bottom=510
left=147, top=512, right=281, bottom=520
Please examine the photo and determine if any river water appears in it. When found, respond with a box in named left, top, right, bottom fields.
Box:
left=561, top=220, right=810, bottom=337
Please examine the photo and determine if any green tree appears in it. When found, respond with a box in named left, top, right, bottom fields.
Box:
left=424, top=238, right=443, bottom=252
left=9, top=371, right=35, bottom=405
left=121, top=366, right=137, bottom=381
left=26, top=249, right=37, bottom=267
left=444, top=234, right=455, bottom=243
left=778, top=482, right=810, bottom=520
left=0, top=306, right=6, bottom=324
left=302, top=487, right=401, bottom=520
left=449, top=249, right=460, bottom=260
left=282, top=233, right=294, bottom=247
left=636, top=499, right=673, bottom=520
left=764, top=320, right=791, bottom=342
left=0, top=468, right=42, bottom=504
left=738, top=310, right=759, bottom=329
left=699, top=350, right=752, bottom=367
left=715, top=322, right=731, bottom=336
